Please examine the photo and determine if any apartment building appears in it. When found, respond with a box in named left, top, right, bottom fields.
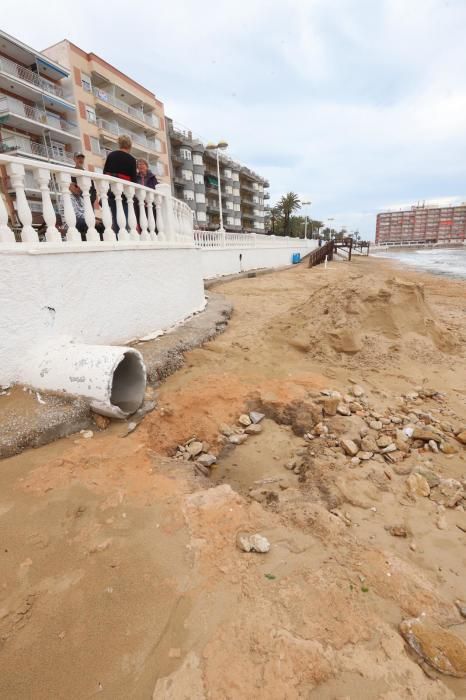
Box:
left=376, top=204, right=466, bottom=245
left=0, top=29, right=81, bottom=223
left=43, top=40, right=170, bottom=182
left=166, top=119, right=270, bottom=231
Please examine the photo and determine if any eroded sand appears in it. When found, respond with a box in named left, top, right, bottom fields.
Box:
left=0, top=257, right=465, bottom=699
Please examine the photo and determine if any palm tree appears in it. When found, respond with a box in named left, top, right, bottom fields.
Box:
left=270, top=205, right=282, bottom=234
left=279, top=192, right=301, bottom=236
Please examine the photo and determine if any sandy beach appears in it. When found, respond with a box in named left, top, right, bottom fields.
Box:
left=1, top=256, right=465, bottom=699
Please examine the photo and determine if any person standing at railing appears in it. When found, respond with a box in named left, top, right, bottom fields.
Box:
left=135, top=158, right=157, bottom=233
left=69, top=151, right=97, bottom=241
left=103, top=135, right=137, bottom=234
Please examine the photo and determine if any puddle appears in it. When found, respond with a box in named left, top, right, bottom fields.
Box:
left=212, top=419, right=304, bottom=494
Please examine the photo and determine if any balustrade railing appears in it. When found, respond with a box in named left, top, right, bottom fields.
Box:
left=193, top=230, right=312, bottom=249
left=93, top=87, right=160, bottom=129
left=0, top=56, right=65, bottom=99
left=0, top=153, right=194, bottom=246
left=0, top=96, right=79, bottom=135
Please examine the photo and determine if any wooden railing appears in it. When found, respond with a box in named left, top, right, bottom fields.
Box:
left=308, top=240, right=334, bottom=267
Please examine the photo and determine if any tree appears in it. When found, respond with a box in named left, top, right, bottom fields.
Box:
left=278, top=192, right=301, bottom=236
left=270, top=205, right=283, bottom=234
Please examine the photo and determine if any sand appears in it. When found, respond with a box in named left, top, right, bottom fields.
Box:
left=0, top=256, right=465, bottom=699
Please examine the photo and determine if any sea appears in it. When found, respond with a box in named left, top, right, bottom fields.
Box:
left=374, top=247, right=466, bottom=281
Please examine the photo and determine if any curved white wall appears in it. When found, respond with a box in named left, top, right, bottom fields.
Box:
left=199, top=241, right=316, bottom=279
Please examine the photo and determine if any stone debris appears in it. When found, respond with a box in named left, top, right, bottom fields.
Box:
left=336, top=404, right=351, bottom=417
left=249, top=411, right=265, bottom=424
left=377, top=435, right=393, bottom=449
left=244, top=424, right=262, bottom=435
left=187, top=441, right=204, bottom=457
left=81, top=430, right=94, bottom=439
left=229, top=434, right=248, bottom=445
left=386, top=525, right=409, bottom=538
left=220, top=424, right=235, bottom=437
left=406, top=473, right=430, bottom=498
left=340, top=439, right=359, bottom=457
left=456, top=430, right=466, bottom=445
left=399, top=617, right=466, bottom=677
left=455, top=601, right=466, bottom=619
left=380, top=443, right=397, bottom=454
left=322, top=397, right=339, bottom=416
left=361, top=436, right=378, bottom=453
left=351, top=385, right=365, bottom=397
left=238, top=414, right=252, bottom=427
left=369, top=420, right=383, bottom=430
left=196, top=453, right=217, bottom=468
left=357, top=451, right=373, bottom=461
left=236, top=532, right=270, bottom=553
left=428, top=439, right=439, bottom=453
left=412, top=427, right=441, bottom=443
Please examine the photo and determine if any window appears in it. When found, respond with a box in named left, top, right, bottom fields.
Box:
left=227, top=216, right=234, bottom=225
left=195, top=192, right=205, bottom=203
left=90, top=137, right=101, bottom=155
left=253, top=195, right=259, bottom=203
left=233, top=187, right=240, bottom=197
left=193, top=153, right=203, bottom=166
left=194, top=173, right=204, bottom=185
left=154, top=138, right=162, bottom=153
left=234, top=203, right=240, bottom=212
left=232, top=172, right=239, bottom=181
left=225, top=185, right=233, bottom=194
left=234, top=218, right=241, bottom=226
left=197, top=211, right=207, bottom=222
left=81, top=73, right=92, bottom=92
left=180, top=148, right=192, bottom=160
left=224, top=168, right=232, bottom=179
left=253, top=182, right=259, bottom=191
left=184, top=190, right=194, bottom=201
left=86, top=105, right=96, bottom=124
left=226, top=201, right=233, bottom=210
left=182, top=169, right=193, bottom=181
left=156, top=162, right=165, bottom=176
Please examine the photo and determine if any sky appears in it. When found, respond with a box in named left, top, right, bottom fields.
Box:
left=3, top=0, right=466, bottom=238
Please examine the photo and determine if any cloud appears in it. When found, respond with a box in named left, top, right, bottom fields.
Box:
left=1, top=0, right=466, bottom=238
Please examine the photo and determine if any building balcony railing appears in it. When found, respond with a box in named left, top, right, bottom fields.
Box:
left=0, top=96, right=79, bottom=136
left=263, top=192, right=270, bottom=199
left=97, top=118, right=161, bottom=153
left=93, top=87, right=160, bottom=129
left=0, top=56, right=65, bottom=99
left=0, top=136, right=74, bottom=165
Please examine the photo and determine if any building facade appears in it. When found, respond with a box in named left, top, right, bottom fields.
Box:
left=0, top=30, right=81, bottom=223
left=166, top=119, right=269, bottom=231
left=376, top=204, right=466, bottom=245
left=43, top=41, right=170, bottom=182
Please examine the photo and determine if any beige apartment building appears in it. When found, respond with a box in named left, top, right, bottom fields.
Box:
left=43, top=40, right=170, bottom=182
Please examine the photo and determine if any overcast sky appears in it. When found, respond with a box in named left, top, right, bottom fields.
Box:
left=3, top=0, right=466, bottom=237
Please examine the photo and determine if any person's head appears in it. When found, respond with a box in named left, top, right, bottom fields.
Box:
left=118, top=134, right=132, bottom=152
left=137, top=158, right=149, bottom=176
left=74, top=152, right=85, bottom=169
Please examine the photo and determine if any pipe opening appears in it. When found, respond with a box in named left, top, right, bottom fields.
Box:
left=110, top=351, right=146, bottom=414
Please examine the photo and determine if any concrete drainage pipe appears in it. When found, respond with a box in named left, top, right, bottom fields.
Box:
left=21, top=340, right=146, bottom=419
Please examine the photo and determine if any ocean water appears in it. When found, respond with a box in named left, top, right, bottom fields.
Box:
left=374, top=247, right=466, bottom=280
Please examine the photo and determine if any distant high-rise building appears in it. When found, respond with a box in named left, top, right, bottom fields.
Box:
left=43, top=40, right=170, bottom=183
left=166, top=118, right=270, bottom=231
left=376, top=204, right=466, bottom=245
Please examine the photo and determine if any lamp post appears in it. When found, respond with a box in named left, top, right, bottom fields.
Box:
left=205, top=140, right=228, bottom=233
left=302, top=200, right=311, bottom=239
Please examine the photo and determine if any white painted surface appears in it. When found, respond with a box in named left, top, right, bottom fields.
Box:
left=0, top=245, right=205, bottom=386
left=199, top=241, right=317, bottom=279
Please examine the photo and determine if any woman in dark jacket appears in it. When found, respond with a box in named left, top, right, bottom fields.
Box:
left=103, top=134, right=137, bottom=234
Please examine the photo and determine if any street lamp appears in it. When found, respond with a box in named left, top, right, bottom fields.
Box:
left=205, top=140, right=228, bottom=233
left=302, top=200, right=311, bottom=239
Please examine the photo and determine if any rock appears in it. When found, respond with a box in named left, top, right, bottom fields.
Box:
left=393, top=462, right=413, bottom=475
left=245, top=424, right=262, bottom=435
left=236, top=532, right=270, bottom=553
left=81, top=430, right=94, bottom=439
left=391, top=416, right=402, bottom=424
left=380, top=443, right=397, bottom=454
left=322, top=397, right=339, bottom=416
left=352, top=385, right=365, bottom=397
left=369, top=420, right=383, bottom=430
left=285, top=460, right=296, bottom=470
left=92, top=413, right=111, bottom=430
left=314, top=422, right=328, bottom=436
left=436, top=515, right=448, bottom=530
left=399, top=617, right=466, bottom=677
left=202, top=442, right=211, bottom=453
left=187, top=441, right=203, bottom=457
left=197, top=453, right=217, bottom=468
left=385, top=450, right=408, bottom=464
left=360, top=426, right=369, bottom=438
left=416, top=468, right=440, bottom=488
left=337, top=403, right=351, bottom=417
left=238, top=414, right=252, bottom=427
left=361, top=436, right=378, bottom=452
left=410, top=541, right=417, bottom=551
left=428, top=439, right=439, bottom=453
left=377, top=435, right=393, bottom=449
left=455, top=601, right=466, bottom=619
left=440, top=440, right=459, bottom=455
left=406, top=473, right=430, bottom=498
left=350, top=457, right=361, bottom=467
left=386, top=525, right=408, bottom=537
left=194, top=463, right=210, bottom=477
left=229, top=434, right=248, bottom=445
left=340, top=439, right=359, bottom=457
left=438, top=479, right=464, bottom=507
left=249, top=411, right=265, bottom=424
left=412, top=427, right=442, bottom=443
left=455, top=430, right=466, bottom=445
left=220, top=424, right=235, bottom=437
left=357, top=451, right=373, bottom=461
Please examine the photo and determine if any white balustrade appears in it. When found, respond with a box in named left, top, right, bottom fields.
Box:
left=0, top=153, right=194, bottom=248
left=193, top=229, right=311, bottom=250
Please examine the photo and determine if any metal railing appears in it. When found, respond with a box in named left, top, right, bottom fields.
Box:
left=97, top=118, right=161, bottom=152
left=0, top=56, right=64, bottom=99
left=0, top=136, right=74, bottom=165
left=0, top=96, right=79, bottom=135
left=93, top=87, right=160, bottom=129
left=0, top=152, right=194, bottom=246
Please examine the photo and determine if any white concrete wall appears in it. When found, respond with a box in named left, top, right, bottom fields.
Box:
left=0, top=244, right=205, bottom=385
left=199, top=241, right=316, bottom=279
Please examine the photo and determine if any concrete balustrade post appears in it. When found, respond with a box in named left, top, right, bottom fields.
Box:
left=146, top=191, right=157, bottom=241
left=35, top=168, right=61, bottom=242
left=136, top=189, right=150, bottom=241
left=6, top=162, right=37, bottom=242
left=111, top=181, right=129, bottom=241
left=97, top=180, right=116, bottom=242
left=78, top=175, right=99, bottom=242
left=0, top=180, right=15, bottom=243
left=124, top=184, right=139, bottom=240
left=57, top=171, right=80, bottom=242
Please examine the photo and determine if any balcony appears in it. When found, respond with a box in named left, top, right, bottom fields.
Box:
left=0, top=96, right=80, bottom=141
left=93, top=87, right=159, bottom=130
left=264, top=192, right=270, bottom=199
left=0, top=56, right=65, bottom=100
left=0, top=136, right=74, bottom=165
left=97, top=117, right=161, bottom=153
